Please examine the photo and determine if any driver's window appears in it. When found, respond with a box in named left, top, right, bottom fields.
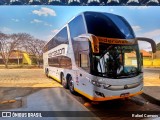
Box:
left=79, top=53, right=90, bottom=72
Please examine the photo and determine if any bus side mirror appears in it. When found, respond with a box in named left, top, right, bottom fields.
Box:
left=136, top=37, right=156, bottom=53
left=78, top=34, right=99, bottom=53
left=140, top=53, right=143, bottom=66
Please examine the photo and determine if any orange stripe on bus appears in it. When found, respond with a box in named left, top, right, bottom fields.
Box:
left=98, top=37, right=135, bottom=45
left=74, top=88, right=143, bottom=101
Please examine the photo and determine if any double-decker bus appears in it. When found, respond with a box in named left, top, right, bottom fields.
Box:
left=43, top=11, right=156, bottom=101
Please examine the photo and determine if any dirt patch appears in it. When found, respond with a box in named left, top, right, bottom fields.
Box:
left=143, top=72, right=160, bottom=86
left=0, top=69, right=62, bottom=87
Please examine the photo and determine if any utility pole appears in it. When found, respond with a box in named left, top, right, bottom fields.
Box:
left=0, top=42, right=1, bottom=51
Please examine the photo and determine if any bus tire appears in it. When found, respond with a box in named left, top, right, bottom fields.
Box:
left=68, top=76, right=76, bottom=94
left=45, top=69, right=49, bottom=77
left=61, top=73, right=68, bottom=89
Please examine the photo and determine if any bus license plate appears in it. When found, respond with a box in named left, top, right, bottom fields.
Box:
left=120, top=93, right=130, bottom=98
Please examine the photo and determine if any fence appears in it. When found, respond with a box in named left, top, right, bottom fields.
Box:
left=143, top=59, right=160, bottom=67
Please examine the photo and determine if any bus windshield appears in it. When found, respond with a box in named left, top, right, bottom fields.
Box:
left=91, top=44, right=142, bottom=79
left=85, top=12, right=135, bottom=39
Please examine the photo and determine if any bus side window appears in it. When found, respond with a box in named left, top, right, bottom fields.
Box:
left=69, top=15, right=86, bottom=39
left=79, top=53, right=90, bottom=72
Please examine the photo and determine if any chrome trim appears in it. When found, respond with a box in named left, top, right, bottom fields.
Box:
left=104, top=82, right=141, bottom=90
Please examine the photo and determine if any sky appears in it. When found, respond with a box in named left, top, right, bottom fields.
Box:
left=0, top=6, right=160, bottom=51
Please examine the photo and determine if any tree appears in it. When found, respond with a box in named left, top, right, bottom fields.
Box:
left=0, top=32, right=45, bottom=68
left=156, top=42, right=160, bottom=51
left=0, top=32, right=31, bottom=68
left=24, top=38, right=46, bottom=67
left=0, top=32, right=9, bottom=68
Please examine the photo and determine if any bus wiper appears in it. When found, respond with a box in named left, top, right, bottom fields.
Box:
left=126, top=71, right=138, bottom=77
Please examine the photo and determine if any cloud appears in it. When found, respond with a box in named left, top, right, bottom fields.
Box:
left=51, top=29, right=59, bottom=35
left=0, top=27, right=12, bottom=33
left=42, top=29, right=59, bottom=41
left=109, top=9, right=114, bottom=12
left=127, top=6, right=149, bottom=10
left=30, top=19, right=53, bottom=27
left=44, top=23, right=52, bottom=27
left=141, top=29, right=160, bottom=38
left=33, top=5, right=38, bottom=8
left=132, top=25, right=142, bottom=32
left=32, top=7, right=56, bottom=16
left=138, top=29, right=160, bottom=51
left=138, top=41, right=152, bottom=51
left=11, top=19, right=19, bottom=22
left=31, top=19, right=42, bottom=23
left=46, top=35, right=54, bottom=41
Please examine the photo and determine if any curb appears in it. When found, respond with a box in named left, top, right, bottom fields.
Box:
left=0, top=100, right=16, bottom=104
left=141, top=93, right=160, bottom=106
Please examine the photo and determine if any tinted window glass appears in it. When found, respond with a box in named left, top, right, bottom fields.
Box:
left=69, top=15, right=87, bottom=67
left=69, top=15, right=86, bottom=38
left=84, top=12, right=135, bottom=39
left=105, top=14, right=135, bottom=39
left=44, top=27, right=68, bottom=52
left=59, top=56, right=72, bottom=69
left=53, top=27, right=68, bottom=47
left=73, top=41, right=90, bottom=66
left=48, top=57, right=59, bottom=67
left=48, top=56, right=72, bottom=69
left=80, top=54, right=89, bottom=68
left=80, top=53, right=90, bottom=72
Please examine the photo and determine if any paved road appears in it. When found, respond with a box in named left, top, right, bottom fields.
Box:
left=143, top=68, right=160, bottom=86
left=0, top=69, right=160, bottom=120
left=1, top=87, right=160, bottom=120
left=0, top=88, right=99, bottom=120
left=143, top=68, right=160, bottom=75
left=65, top=88, right=160, bottom=120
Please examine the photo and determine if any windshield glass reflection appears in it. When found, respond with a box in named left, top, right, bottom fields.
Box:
left=91, top=44, right=141, bottom=78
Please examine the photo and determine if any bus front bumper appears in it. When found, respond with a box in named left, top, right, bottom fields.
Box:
left=74, top=82, right=143, bottom=101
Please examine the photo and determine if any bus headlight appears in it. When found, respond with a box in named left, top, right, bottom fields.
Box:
left=90, top=80, right=110, bottom=88
left=91, top=80, right=96, bottom=85
left=91, top=80, right=100, bottom=87
left=103, top=84, right=111, bottom=89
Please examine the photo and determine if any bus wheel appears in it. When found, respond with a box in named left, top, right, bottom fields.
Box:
left=68, top=76, right=76, bottom=94
left=45, top=69, right=49, bottom=77
left=61, top=74, right=68, bottom=89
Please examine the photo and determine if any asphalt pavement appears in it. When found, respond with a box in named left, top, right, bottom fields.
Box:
left=0, top=68, right=159, bottom=120
left=142, top=68, right=160, bottom=105
left=0, top=88, right=100, bottom=120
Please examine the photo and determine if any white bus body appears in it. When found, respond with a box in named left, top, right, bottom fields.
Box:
left=43, top=11, right=156, bottom=101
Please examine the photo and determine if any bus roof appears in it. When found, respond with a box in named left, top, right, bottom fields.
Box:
left=43, top=11, right=134, bottom=49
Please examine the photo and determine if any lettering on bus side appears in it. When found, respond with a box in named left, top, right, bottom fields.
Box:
left=48, top=48, right=65, bottom=58
left=98, top=37, right=130, bottom=44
